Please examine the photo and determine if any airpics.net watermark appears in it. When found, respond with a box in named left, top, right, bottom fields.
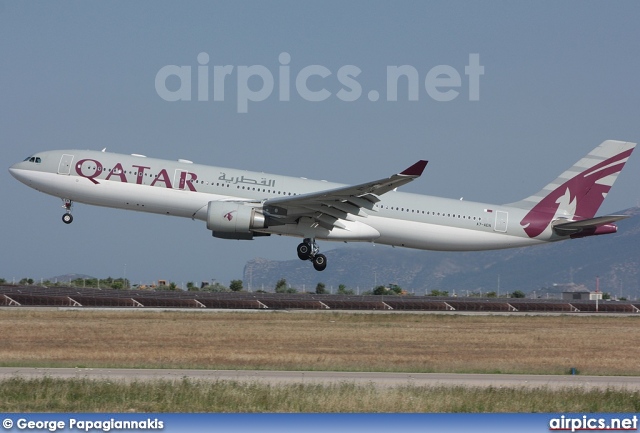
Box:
left=155, top=52, right=484, bottom=113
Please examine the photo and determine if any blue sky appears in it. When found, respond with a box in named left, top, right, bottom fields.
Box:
left=2, top=1, right=640, bottom=286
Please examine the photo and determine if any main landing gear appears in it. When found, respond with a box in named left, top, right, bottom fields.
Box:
left=61, top=199, right=73, bottom=224
left=296, top=238, right=327, bottom=271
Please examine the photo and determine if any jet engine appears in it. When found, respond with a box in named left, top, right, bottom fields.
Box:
left=206, top=201, right=268, bottom=240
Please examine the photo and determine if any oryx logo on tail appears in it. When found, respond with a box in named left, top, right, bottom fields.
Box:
left=511, top=141, right=635, bottom=238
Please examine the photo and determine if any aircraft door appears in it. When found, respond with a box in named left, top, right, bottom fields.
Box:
left=57, top=154, right=74, bottom=175
left=173, top=169, right=188, bottom=190
left=494, top=211, right=508, bottom=233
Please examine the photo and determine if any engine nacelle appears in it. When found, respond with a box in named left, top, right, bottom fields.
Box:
left=206, top=201, right=268, bottom=240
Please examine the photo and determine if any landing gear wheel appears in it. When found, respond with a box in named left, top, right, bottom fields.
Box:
left=295, top=238, right=327, bottom=270
left=313, top=254, right=327, bottom=271
left=297, top=242, right=311, bottom=260
left=61, top=199, right=73, bottom=224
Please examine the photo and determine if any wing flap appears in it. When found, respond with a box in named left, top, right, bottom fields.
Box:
left=330, top=200, right=368, bottom=217
left=344, top=195, right=378, bottom=210
left=314, top=213, right=346, bottom=229
left=303, top=204, right=349, bottom=221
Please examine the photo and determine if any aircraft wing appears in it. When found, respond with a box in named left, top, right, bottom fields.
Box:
left=552, top=215, right=629, bottom=236
left=262, top=160, right=428, bottom=230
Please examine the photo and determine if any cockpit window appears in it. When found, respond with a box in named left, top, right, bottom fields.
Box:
left=23, top=156, right=42, bottom=163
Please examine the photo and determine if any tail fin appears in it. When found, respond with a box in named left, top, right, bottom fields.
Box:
left=506, top=140, right=636, bottom=238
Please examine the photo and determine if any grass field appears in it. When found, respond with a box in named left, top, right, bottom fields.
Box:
left=1, top=309, right=639, bottom=412
left=1, top=309, right=639, bottom=375
left=2, top=377, right=640, bottom=412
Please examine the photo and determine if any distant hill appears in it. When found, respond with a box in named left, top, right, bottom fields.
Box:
left=243, top=207, right=640, bottom=298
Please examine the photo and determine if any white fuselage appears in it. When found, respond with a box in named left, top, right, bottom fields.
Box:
left=10, top=149, right=557, bottom=251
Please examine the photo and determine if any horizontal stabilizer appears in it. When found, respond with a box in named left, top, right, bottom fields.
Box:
left=553, top=215, right=629, bottom=236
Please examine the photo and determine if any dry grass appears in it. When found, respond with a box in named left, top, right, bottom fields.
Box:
left=2, top=378, right=640, bottom=412
left=1, top=310, right=639, bottom=375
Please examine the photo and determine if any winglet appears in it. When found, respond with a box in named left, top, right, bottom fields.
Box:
left=400, top=160, right=428, bottom=177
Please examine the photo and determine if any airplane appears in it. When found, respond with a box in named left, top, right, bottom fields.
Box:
left=8, top=139, right=636, bottom=271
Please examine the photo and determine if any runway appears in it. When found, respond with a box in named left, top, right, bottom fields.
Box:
left=1, top=367, right=639, bottom=390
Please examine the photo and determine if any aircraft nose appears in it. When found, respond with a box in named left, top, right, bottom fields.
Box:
left=9, top=161, right=28, bottom=183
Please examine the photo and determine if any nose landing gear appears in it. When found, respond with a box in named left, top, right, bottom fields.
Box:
left=61, top=199, right=73, bottom=224
left=296, top=238, right=327, bottom=271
